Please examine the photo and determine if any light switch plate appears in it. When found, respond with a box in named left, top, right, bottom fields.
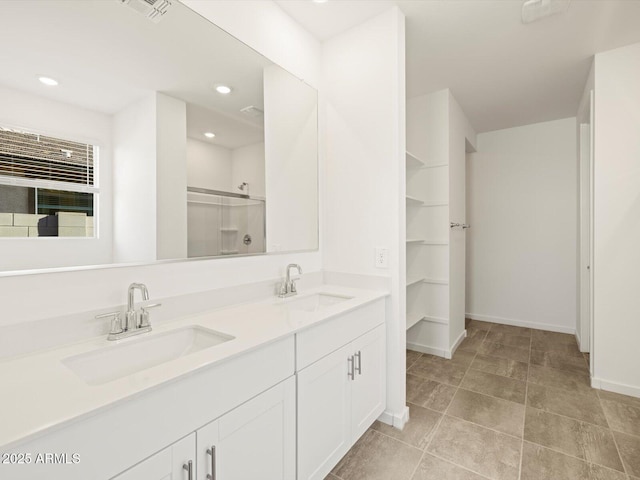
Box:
left=375, top=247, right=389, bottom=268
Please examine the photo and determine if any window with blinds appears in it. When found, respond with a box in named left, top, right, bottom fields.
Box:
left=0, top=127, right=98, bottom=238
left=0, top=128, right=94, bottom=186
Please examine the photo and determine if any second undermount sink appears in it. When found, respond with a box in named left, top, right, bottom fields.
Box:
left=285, top=293, right=354, bottom=313
left=62, top=326, right=234, bottom=386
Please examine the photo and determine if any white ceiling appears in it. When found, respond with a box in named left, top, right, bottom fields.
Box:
left=275, top=0, right=396, bottom=40
left=277, top=0, right=640, bottom=133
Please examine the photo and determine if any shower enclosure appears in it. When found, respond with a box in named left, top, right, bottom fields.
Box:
left=187, top=187, right=266, bottom=258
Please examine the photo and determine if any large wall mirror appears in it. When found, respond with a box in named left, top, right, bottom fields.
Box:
left=0, top=0, right=318, bottom=273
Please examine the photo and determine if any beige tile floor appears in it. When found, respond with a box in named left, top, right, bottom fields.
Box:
left=326, top=320, right=640, bottom=480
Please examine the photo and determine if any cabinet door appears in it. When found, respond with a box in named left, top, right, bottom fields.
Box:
left=196, top=377, right=296, bottom=480
left=350, top=324, right=386, bottom=440
left=297, top=344, right=353, bottom=480
left=112, top=433, right=195, bottom=480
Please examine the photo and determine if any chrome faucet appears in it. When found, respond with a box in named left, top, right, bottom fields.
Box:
left=95, top=282, right=161, bottom=341
left=126, top=283, right=149, bottom=331
left=278, top=264, right=302, bottom=298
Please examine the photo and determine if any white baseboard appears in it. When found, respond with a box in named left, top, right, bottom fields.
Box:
left=377, top=405, right=410, bottom=430
left=465, top=312, right=575, bottom=335
left=449, top=329, right=467, bottom=358
left=406, top=342, right=447, bottom=358
left=591, top=377, right=640, bottom=399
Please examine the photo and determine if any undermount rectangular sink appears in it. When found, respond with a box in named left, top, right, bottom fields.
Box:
left=285, top=293, right=354, bottom=312
left=62, top=326, right=234, bottom=386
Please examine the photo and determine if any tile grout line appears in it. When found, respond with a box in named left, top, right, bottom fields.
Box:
left=524, top=405, right=618, bottom=436
left=518, top=327, right=532, bottom=480
left=604, top=394, right=629, bottom=475
left=425, top=450, right=494, bottom=480
left=407, top=338, right=482, bottom=480
left=520, top=439, right=631, bottom=477
left=406, top=352, right=423, bottom=371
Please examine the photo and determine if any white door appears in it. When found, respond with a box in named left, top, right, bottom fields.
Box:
left=197, top=377, right=296, bottom=480
left=297, top=344, right=352, bottom=480
left=350, top=325, right=386, bottom=440
left=112, top=434, right=195, bottom=480
left=449, top=138, right=467, bottom=351
left=578, top=90, right=594, bottom=358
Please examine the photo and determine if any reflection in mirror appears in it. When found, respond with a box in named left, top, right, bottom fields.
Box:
left=0, top=0, right=318, bottom=273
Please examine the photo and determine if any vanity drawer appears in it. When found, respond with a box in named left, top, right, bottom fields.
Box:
left=296, top=298, right=385, bottom=370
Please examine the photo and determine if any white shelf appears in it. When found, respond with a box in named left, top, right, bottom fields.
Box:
left=422, top=201, right=448, bottom=207
left=406, top=312, right=424, bottom=330
left=220, top=228, right=238, bottom=232
left=406, top=277, right=425, bottom=287
left=406, top=195, right=424, bottom=206
left=220, top=249, right=239, bottom=255
left=422, top=240, right=449, bottom=245
left=406, top=151, right=425, bottom=169
left=423, top=315, right=449, bottom=325
left=422, top=163, right=448, bottom=169
left=424, top=278, right=449, bottom=285
left=406, top=238, right=426, bottom=244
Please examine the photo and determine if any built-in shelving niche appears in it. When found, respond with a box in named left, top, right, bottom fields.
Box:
left=405, top=148, right=450, bottom=337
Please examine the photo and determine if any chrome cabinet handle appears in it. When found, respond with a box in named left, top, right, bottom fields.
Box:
left=348, top=355, right=355, bottom=380
left=462, top=224, right=470, bottom=229
left=355, top=351, right=362, bottom=375
left=182, top=460, right=193, bottom=480
left=450, top=222, right=460, bottom=228
left=206, top=446, right=216, bottom=480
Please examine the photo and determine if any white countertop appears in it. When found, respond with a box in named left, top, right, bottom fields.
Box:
left=0, top=285, right=387, bottom=450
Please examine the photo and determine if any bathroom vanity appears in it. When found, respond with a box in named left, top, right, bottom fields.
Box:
left=0, top=286, right=387, bottom=480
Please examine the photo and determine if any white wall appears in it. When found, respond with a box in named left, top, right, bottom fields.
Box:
left=323, top=7, right=406, bottom=426
left=0, top=86, right=113, bottom=271
left=187, top=139, right=233, bottom=192
left=156, top=93, right=187, bottom=260
left=592, top=41, right=640, bottom=397
left=231, top=142, right=265, bottom=198
left=466, top=117, right=577, bottom=333
left=264, top=64, right=318, bottom=252
left=0, top=1, right=322, bottom=327
left=182, top=0, right=320, bottom=88
left=113, top=94, right=157, bottom=263
left=187, top=139, right=265, bottom=198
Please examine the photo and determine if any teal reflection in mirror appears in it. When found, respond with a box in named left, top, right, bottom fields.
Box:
left=0, top=0, right=318, bottom=273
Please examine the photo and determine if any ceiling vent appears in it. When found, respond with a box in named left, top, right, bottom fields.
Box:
left=118, top=0, right=173, bottom=24
left=240, top=106, right=264, bottom=117
left=522, top=0, right=571, bottom=24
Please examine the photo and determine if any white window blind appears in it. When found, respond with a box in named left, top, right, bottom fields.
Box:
left=0, top=127, right=95, bottom=189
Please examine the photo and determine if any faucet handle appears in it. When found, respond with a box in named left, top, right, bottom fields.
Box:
left=96, top=311, right=123, bottom=335
left=139, top=303, right=162, bottom=328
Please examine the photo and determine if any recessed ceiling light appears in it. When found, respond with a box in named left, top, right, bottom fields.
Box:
left=215, top=85, right=232, bottom=95
left=38, top=76, right=58, bottom=86
left=204, top=132, right=216, bottom=138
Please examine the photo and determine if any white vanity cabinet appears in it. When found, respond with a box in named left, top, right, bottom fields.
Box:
left=112, top=434, right=195, bottom=480
left=297, top=299, right=386, bottom=480
left=196, top=376, right=296, bottom=480
left=113, top=377, right=296, bottom=480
